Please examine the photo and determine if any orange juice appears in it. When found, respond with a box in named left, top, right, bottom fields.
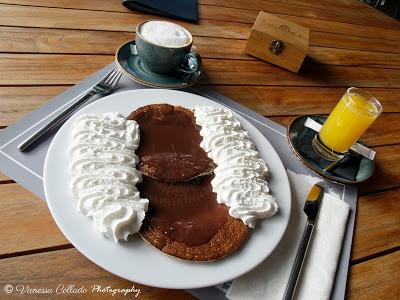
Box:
left=319, top=88, right=382, bottom=153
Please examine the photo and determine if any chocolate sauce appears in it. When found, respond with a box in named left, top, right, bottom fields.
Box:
left=135, top=110, right=208, bottom=161
left=133, top=105, right=213, bottom=181
left=139, top=153, right=215, bottom=182
left=130, top=104, right=230, bottom=246
left=139, top=176, right=229, bottom=246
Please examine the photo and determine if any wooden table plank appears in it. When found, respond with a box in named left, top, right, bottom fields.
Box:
left=0, top=4, right=250, bottom=39
left=200, top=3, right=399, bottom=29
left=0, top=54, right=399, bottom=87
left=0, top=4, right=399, bottom=43
left=2, top=26, right=400, bottom=59
left=307, top=47, right=400, bottom=69
left=0, top=0, right=374, bottom=13
left=212, top=86, right=400, bottom=115
left=283, top=15, right=400, bottom=41
left=360, top=145, right=400, bottom=194
left=3, top=0, right=398, bottom=30
left=348, top=251, right=400, bottom=299
left=0, top=172, right=10, bottom=182
left=0, top=26, right=133, bottom=55
left=204, top=60, right=400, bottom=87
left=201, top=0, right=373, bottom=11
left=0, top=241, right=398, bottom=300
left=2, top=26, right=400, bottom=71
left=361, top=114, right=400, bottom=146
left=0, top=26, right=251, bottom=60
left=201, top=1, right=400, bottom=29
left=0, top=248, right=194, bottom=300
left=0, top=54, right=112, bottom=85
left=0, top=184, right=68, bottom=257
left=0, top=86, right=68, bottom=126
left=0, top=0, right=130, bottom=13
left=2, top=27, right=400, bottom=71
left=352, top=188, right=400, bottom=262
left=310, top=31, right=400, bottom=54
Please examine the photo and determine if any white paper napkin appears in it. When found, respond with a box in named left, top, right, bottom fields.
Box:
left=227, top=170, right=350, bottom=300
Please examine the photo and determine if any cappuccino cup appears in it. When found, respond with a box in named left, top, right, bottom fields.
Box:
left=135, top=20, right=200, bottom=74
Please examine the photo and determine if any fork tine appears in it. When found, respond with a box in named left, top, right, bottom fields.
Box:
left=109, top=72, right=122, bottom=88
left=99, top=69, right=118, bottom=85
left=104, top=70, right=120, bottom=85
left=106, top=69, right=121, bottom=86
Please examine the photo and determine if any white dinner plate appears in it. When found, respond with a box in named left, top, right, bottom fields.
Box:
left=44, top=89, right=291, bottom=289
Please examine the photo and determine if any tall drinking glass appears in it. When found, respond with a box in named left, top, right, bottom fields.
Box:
left=312, top=87, right=382, bottom=161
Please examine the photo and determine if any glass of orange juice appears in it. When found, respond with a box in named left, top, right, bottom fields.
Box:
left=312, top=87, right=382, bottom=161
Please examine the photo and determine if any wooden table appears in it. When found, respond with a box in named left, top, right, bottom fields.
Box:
left=0, top=1, right=399, bottom=299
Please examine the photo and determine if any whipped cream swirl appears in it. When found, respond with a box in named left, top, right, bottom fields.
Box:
left=69, top=113, right=148, bottom=242
left=194, top=106, right=278, bottom=228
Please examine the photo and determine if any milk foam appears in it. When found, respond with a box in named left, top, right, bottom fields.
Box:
left=139, top=21, right=191, bottom=48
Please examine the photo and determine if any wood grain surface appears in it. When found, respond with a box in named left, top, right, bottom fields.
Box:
left=2, top=54, right=400, bottom=87
left=0, top=248, right=195, bottom=300
left=0, top=0, right=398, bottom=299
left=0, top=172, right=10, bottom=182
left=0, top=184, right=68, bottom=257
left=349, top=251, right=400, bottom=299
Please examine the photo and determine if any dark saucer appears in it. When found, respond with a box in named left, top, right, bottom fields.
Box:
left=115, top=40, right=202, bottom=89
left=287, top=115, right=374, bottom=184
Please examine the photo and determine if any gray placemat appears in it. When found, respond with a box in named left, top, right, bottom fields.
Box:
left=0, top=63, right=356, bottom=300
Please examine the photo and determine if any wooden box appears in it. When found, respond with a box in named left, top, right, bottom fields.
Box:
left=245, top=11, right=309, bottom=73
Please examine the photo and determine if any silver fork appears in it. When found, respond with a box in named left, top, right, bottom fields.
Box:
left=18, top=69, right=122, bottom=152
